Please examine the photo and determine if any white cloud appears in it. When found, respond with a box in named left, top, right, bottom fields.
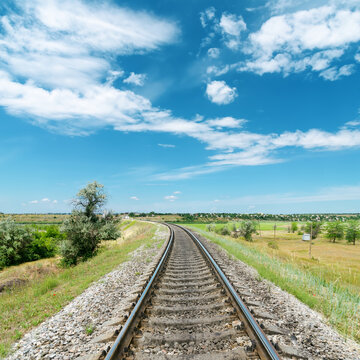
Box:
left=201, top=4, right=360, bottom=80
left=0, top=0, right=178, bottom=91
left=219, top=14, right=246, bottom=37
left=200, top=7, right=216, bottom=28
left=41, top=198, right=50, bottom=202
left=319, top=64, right=354, bottom=81
left=153, top=127, right=360, bottom=180
left=123, top=72, right=147, bottom=86
left=219, top=13, right=246, bottom=49
left=0, top=0, right=179, bottom=135
left=130, top=196, right=139, bottom=200
left=207, top=48, right=220, bottom=58
left=206, top=80, right=237, bottom=105
left=158, top=143, right=175, bottom=148
left=106, top=70, right=124, bottom=85
left=206, top=65, right=231, bottom=77
left=173, top=191, right=181, bottom=194
left=29, top=200, right=38, bottom=204
left=240, top=5, right=360, bottom=78
left=345, top=120, right=360, bottom=127
left=206, top=117, right=246, bottom=128
left=164, top=195, right=177, bottom=201
left=53, top=200, right=58, bottom=204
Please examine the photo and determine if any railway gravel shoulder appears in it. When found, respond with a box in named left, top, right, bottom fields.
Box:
left=5, top=224, right=169, bottom=360
left=189, top=228, right=360, bottom=360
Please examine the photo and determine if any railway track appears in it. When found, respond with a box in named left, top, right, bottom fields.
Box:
left=104, top=224, right=281, bottom=360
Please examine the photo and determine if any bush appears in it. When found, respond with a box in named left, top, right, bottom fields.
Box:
left=238, top=221, right=257, bottom=242
left=0, top=219, right=33, bottom=269
left=30, top=225, right=64, bottom=260
left=220, top=226, right=230, bottom=236
left=99, top=213, right=120, bottom=240
left=61, top=212, right=101, bottom=265
left=30, top=236, right=57, bottom=260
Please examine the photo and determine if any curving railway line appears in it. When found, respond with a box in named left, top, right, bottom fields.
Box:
left=103, top=224, right=281, bottom=360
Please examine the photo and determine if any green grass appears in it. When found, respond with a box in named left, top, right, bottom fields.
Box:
left=196, top=221, right=292, bottom=232
left=85, top=323, right=95, bottom=335
left=186, top=224, right=360, bottom=343
left=121, top=220, right=136, bottom=231
left=0, top=221, right=166, bottom=358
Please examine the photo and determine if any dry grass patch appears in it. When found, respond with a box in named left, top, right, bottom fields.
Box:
left=186, top=223, right=360, bottom=343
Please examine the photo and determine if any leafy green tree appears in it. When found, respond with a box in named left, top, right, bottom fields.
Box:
left=305, top=221, right=323, bottom=239
left=346, top=221, right=360, bottom=245
left=325, top=221, right=345, bottom=243
left=74, top=181, right=106, bottom=221
left=239, top=221, right=257, bottom=242
left=291, top=222, right=298, bottom=233
left=60, top=181, right=120, bottom=266
left=0, top=219, right=33, bottom=268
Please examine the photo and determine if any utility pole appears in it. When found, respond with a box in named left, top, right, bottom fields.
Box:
left=309, top=223, right=313, bottom=259
left=274, top=223, right=277, bottom=240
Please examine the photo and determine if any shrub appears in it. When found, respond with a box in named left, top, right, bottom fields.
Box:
left=30, top=225, right=64, bottom=260
left=220, top=226, right=230, bottom=236
left=0, top=219, right=33, bottom=269
left=30, top=236, right=57, bottom=260
left=99, top=213, right=120, bottom=240
left=239, top=221, right=257, bottom=242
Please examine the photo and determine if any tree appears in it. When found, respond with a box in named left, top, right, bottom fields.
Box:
left=74, top=181, right=106, bottom=221
left=291, top=222, right=298, bottom=233
left=60, top=181, right=120, bottom=266
left=346, top=221, right=360, bottom=245
left=325, top=221, right=345, bottom=243
left=239, top=221, right=257, bottom=242
left=305, top=221, right=323, bottom=239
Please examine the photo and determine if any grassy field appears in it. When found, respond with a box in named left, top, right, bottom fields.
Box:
left=0, top=220, right=165, bottom=357
left=0, top=214, right=69, bottom=224
left=185, top=222, right=360, bottom=343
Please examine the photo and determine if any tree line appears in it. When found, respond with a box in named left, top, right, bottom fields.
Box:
left=205, top=220, right=360, bottom=245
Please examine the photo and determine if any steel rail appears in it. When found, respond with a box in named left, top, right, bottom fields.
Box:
left=176, top=224, right=281, bottom=360
left=104, top=225, right=174, bottom=360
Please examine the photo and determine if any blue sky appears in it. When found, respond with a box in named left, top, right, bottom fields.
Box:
left=1, top=0, right=360, bottom=214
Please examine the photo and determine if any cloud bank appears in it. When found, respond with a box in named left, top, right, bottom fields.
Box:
left=0, top=0, right=360, bottom=181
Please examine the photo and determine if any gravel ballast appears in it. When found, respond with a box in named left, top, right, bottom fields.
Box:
left=6, top=224, right=169, bottom=360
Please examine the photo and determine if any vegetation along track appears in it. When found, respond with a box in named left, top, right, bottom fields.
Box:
left=104, top=224, right=280, bottom=360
